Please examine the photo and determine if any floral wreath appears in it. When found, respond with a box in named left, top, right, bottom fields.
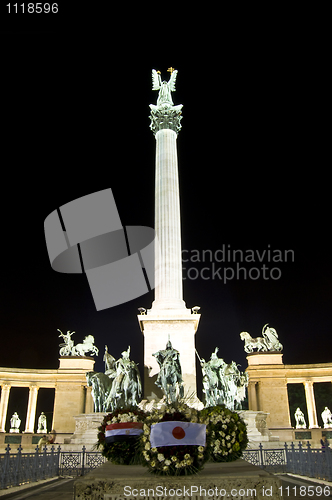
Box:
left=97, top=407, right=147, bottom=465
left=139, top=402, right=210, bottom=476
left=200, top=405, right=248, bottom=462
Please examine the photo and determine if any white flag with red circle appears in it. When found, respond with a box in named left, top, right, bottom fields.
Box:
left=150, top=421, right=206, bottom=447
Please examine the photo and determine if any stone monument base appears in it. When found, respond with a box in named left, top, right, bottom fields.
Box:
left=74, top=459, right=281, bottom=499
left=67, top=413, right=106, bottom=447
left=238, top=410, right=278, bottom=443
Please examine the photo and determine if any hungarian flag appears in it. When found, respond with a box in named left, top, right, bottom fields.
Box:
left=150, top=421, right=206, bottom=448
left=105, top=422, right=143, bottom=443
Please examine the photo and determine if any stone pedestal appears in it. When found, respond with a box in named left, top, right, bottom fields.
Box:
left=74, top=459, right=281, bottom=500
left=52, top=357, right=95, bottom=434
left=138, top=310, right=200, bottom=399
left=246, top=353, right=292, bottom=432
left=238, top=410, right=271, bottom=442
left=68, top=413, right=106, bottom=447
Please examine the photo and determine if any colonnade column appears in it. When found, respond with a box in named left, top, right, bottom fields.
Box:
left=248, top=381, right=258, bottom=411
left=25, top=385, right=39, bottom=433
left=303, top=381, right=318, bottom=428
left=0, top=384, right=11, bottom=432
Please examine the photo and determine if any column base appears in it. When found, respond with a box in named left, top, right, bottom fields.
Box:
left=138, top=309, right=200, bottom=400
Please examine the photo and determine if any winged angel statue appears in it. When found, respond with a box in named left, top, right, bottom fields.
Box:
left=150, top=69, right=182, bottom=110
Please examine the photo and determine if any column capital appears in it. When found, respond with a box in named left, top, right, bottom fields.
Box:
left=149, top=105, right=183, bottom=136
left=29, top=385, right=39, bottom=391
left=0, top=383, right=11, bottom=390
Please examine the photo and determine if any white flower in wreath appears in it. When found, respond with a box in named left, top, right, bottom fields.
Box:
left=145, top=442, right=151, bottom=450
left=198, top=453, right=204, bottom=459
left=150, top=461, right=156, bottom=467
left=198, top=446, right=204, bottom=452
left=163, top=465, right=169, bottom=471
left=226, top=435, right=231, bottom=440
left=171, top=456, right=177, bottom=462
left=165, top=459, right=171, bottom=466
left=227, top=442, right=231, bottom=448
left=157, top=453, right=165, bottom=462
left=151, top=447, right=157, bottom=453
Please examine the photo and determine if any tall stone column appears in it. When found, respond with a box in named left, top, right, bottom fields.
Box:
left=138, top=70, right=200, bottom=401
left=303, top=380, right=318, bottom=428
left=152, top=127, right=185, bottom=310
left=0, top=384, right=11, bottom=432
left=25, top=385, right=39, bottom=433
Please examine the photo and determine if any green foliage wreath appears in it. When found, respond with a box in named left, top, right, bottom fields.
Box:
left=200, top=405, right=248, bottom=462
left=97, top=407, right=147, bottom=465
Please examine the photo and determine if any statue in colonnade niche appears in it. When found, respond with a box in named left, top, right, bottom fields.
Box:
left=240, top=324, right=283, bottom=353
left=9, top=412, right=21, bottom=433
left=37, top=412, right=47, bottom=433
left=321, top=407, right=332, bottom=428
left=295, top=407, right=307, bottom=428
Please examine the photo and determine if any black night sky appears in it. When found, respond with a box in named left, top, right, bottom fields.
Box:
left=1, top=31, right=331, bottom=415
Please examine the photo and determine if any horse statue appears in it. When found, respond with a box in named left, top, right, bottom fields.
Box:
left=235, top=371, right=249, bottom=409
left=119, top=361, right=142, bottom=407
left=197, top=348, right=226, bottom=407
left=153, top=340, right=184, bottom=404
left=86, top=371, right=113, bottom=412
left=105, top=347, right=142, bottom=411
left=240, top=331, right=268, bottom=353
left=74, top=335, right=99, bottom=356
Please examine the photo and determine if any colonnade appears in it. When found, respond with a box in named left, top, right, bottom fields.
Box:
left=0, top=384, right=41, bottom=433
left=248, top=378, right=331, bottom=429
left=246, top=353, right=332, bottom=433
left=0, top=357, right=95, bottom=436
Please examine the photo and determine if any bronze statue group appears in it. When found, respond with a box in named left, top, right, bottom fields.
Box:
left=86, top=341, right=248, bottom=412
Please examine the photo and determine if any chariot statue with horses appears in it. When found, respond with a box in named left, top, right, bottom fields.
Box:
left=58, top=329, right=99, bottom=357
left=240, top=324, right=283, bottom=353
